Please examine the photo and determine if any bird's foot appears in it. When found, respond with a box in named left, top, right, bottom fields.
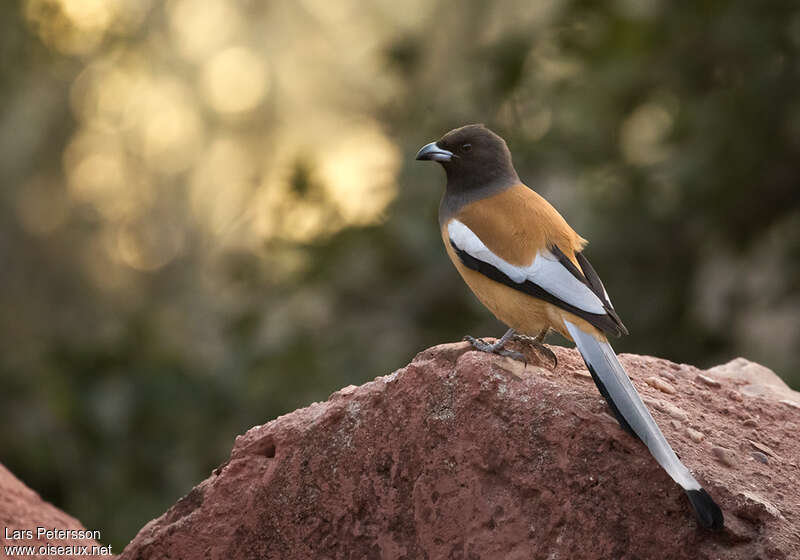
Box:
left=462, top=334, right=525, bottom=362
left=511, top=333, right=558, bottom=368
left=536, top=343, right=558, bottom=369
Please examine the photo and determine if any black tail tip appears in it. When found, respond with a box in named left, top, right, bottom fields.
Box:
left=687, top=489, right=724, bottom=530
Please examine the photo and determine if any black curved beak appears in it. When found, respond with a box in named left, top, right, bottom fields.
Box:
left=415, top=142, right=453, bottom=162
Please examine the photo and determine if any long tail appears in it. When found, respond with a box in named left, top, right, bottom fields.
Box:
left=564, top=320, right=724, bottom=530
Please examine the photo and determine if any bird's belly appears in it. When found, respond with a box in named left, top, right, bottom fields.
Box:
left=442, top=242, right=556, bottom=336
left=459, top=265, right=560, bottom=334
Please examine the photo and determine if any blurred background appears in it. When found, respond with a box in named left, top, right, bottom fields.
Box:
left=1, top=0, right=799, bottom=549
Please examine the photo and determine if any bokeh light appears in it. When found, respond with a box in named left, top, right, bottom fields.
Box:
left=168, top=0, right=242, bottom=61
left=619, top=102, right=674, bottom=165
left=201, top=47, right=269, bottom=115
left=24, top=0, right=149, bottom=54
left=318, top=122, right=401, bottom=225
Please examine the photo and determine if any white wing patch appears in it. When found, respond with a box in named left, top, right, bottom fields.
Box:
left=448, top=219, right=606, bottom=315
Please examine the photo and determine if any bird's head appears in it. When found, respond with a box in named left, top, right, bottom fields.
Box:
left=415, top=124, right=518, bottom=192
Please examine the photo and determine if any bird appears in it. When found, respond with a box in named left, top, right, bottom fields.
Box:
left=416, top=123, right=724, bottom=530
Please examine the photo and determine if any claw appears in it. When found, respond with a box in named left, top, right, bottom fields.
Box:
left=463, top=330, right=525, bottom=362
left=508, top=333, right=557, bottom=368
left=532, top=342, right=558, bottom=368
left=536, top=344, right=558, bottom=369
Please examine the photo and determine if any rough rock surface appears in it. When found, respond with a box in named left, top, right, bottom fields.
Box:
left=0, top=463, right=106, bottom=558
left=121, top=342, right=800, bottom=560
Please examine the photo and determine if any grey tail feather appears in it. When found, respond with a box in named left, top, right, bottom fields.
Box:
left=584, top=361, right=637, bottom=438
left=687, top=489, right=724, bottom=530
left=564, top=320, right=724, bottom=530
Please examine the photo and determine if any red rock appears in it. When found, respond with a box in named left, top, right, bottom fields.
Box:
left=121, top=342, right=800, bottom=559
left=0, top=464, right=108, bottom=558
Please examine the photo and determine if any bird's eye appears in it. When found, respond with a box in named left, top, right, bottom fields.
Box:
left=461, top=143, right=472, bottom=152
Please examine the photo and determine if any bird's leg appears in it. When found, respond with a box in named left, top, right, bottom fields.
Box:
left=463, top=327, right=524, bottom=362
left=513, top=328, right=558, bottom=368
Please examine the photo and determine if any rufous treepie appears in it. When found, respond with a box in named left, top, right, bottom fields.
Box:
left=416, top=124, right=724, bottom=530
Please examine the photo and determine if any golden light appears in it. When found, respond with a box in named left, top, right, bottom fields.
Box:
left=22, top=0, right=138, bottom=55
left=63, top=128, right=154, bottom=220
left=190, top=136, right=256, bottom=235
left=201, top=47, right=269, bottom=115
left=318, top=123, right=401, bottom=226
left=142, top=105, right=204, bottom=174
left=619, top=102, right=674, bottom=165
left=70, top=52, right=149, bottom=129
left=71, top=57, right=204, bottom=174
left=109, top=0, right=151, bottom=34
left=68, top=152, right=127, bottom=204
left=63, top=130, right=126, bottom=212
left=532, top=40, right=583, bottom=83
left=279, top=201, right=328, bottom=244
left=59, top=0, right=115, bottom=30
left=124, top=77, right=205, bottom=174
left=114, top=221, right=185, bottom=271
left=500, top=99, right=553, bottom=141
left=250, top=120, right=401, bottom=244
left=250, top=135, right=333, bottom=245
left=28, top=0, right=407, bottom=258
left=168, top=0, right=242, bottom=61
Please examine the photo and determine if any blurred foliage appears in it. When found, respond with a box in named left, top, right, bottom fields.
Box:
left=1, top=0, right=799, bottom=550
